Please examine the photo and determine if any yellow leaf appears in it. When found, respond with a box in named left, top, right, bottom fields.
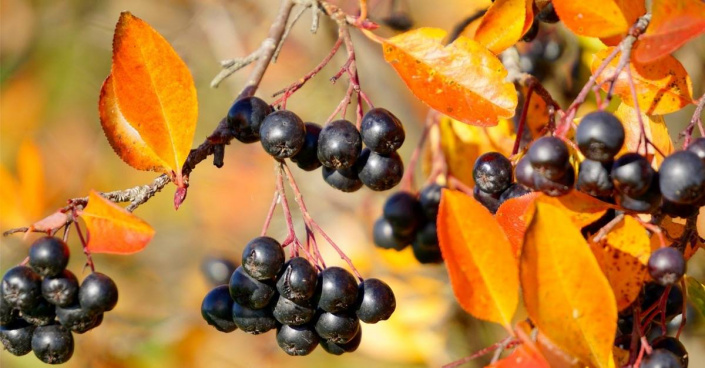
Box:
left=552, top=0, right=645, bottom=38
left=474, top=0, right=534, bottom=54
left=613, top=103, right=674, bottom=166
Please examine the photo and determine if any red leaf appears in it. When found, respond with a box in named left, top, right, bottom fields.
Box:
left=495, top=192, right=540, bottom=259
left=634, top=0, right=705, bottom=63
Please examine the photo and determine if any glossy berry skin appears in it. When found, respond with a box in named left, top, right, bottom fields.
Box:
left=383, top=191, right=423, bottom=236
left=316, top=267, right=358, bottom=313
left=276, top=323, right=319, bottom=356
left=317, top=120, right=362, bottom=169
left=259, top=110, right=306, bottom=159
left=473, top=186, right=501, bottom=213
left=276, top=257, right=318, bottom=302
left=29, top=237, right=70, bottom=277
left=0, top=321, right=35, bottom=356
left=322, top=165, right=363, bottom=192
left=20, top=299, right=55, bottom=326
left=320, top=328, right=362, bottom=355
left=227, top=96, right=272, bottom=143
left=315, top=311, right=360, bottom=344
left=648, top=247, right=686, bottom=286
left=291, top=123, right=323, bottom=171
left=641, top=349, right=683, bottom=368
left=357, top=148, right=404, bottom=191
left=521, top=21, right=539, bottom=42
left=533, top=165, right=575, bottom=197
left=201, top=257, right=238, bottom=287
left=78, top=272, right=118, bottom=313
left=616, top=173, right=662, bottom=214
left=611, top=153, right=654, bottom=197
left=55, top=304, right=101, bottom=333
left=201, top=285, right=237, bottom=333
left=412, top=222, right=443, bottom=264
left=528, top=136, right=570, bottom=180
left=272, top=296, right=315, bottom=326
left=576, top=111, right=625, bottom=162
left=658, top=151, right=705, bottom=204
left=360, top=108, right=405, bottom=154
left=2, top=266, right=42, bottom=311
left=32, top=324, right=74, bottom=364
left=537, top=3, right=560, bottom=23
left=242, top=236, right=285, bottom=280
left=515, top=156, right=536, bottom=188
left=419, top=184, right=443, bottom=220
left=231, top=301, right=276, bottom=334
left=42, top=269, right=79, bottom=307
left=0, top=288, right=17, bottom=327
left=651, top=336, right=688, bottom=368
left=473, top=152, right=513, bottom=194
left=498, top=184, right=533, bottom=205
left=372, top=217, right=410, bottom=251
left=356, top=278, right=396, bottom=323
left=687, top=137, right=705, bottom=161
left=577, top=159, right=614, bottom=197
left=228, top=266, right=276, bottom=309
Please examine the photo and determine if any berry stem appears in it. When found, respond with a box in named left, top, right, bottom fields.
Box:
left=441, top=336, right=517, bottom=368
left=73, top=221, right=95, bottom=273
left=682, top=92, right=705, bottom=148
left=512, top=83, right=534, bottom=156
left=592, top=212, right=625, bottom=242
left=261, top=190, right=280, bottom=237
left=676, top=277, right=687, bottom=339
left=401, top=111, right=434, bottom=192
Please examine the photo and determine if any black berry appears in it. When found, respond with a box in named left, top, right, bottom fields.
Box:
left=356, top=278, right=395, bottom=323
left=577, top=159, right=614, bottom=197
left=20, top=299, right=56, bottom=326
left=611, top=153, right=654, bottom=197
left=659, top=151, right=705, bottom=204
left=360, top=108, right=405, bottom=154
left=31, top=324, right=74, bottom=364
left=322, top=165, right=363, bottom=192
left=314, top=311, right=360, bottom=344
left=537, top=2, right=560, bottom=23
left=0, top=320, right=35, bottom=356
left=641, top=283, right=683, bottom=321
left=473, top=186, right=501, bottom=213
left=241, top=236, right=285, bottom=280
left=228, top=266, right=276, bottom=309
left=78, top=272, right=118, bottom=313
left=259, top=110, right=306, bottom=159
left=201, top=285, right=237, bottom=333
left=55, top=304, right=101, bottom=333
left=317, top=119, right=362, bottom=169
left=533, top=164, right=575, bottom=197
left=383, top=191, right=423, bottom=236
left=651, top=336, right=688, bottom=368
left=473, top=152, right=513, bottom=194
left=522, top=20, right=539, bottom=42
left=641, top=349, right=683, bottom=368
left=320, top=327, right=362, bottom=355
left=28, top=236, right=70, bottom=277
left=648, top=247, right=686, bottom=286
left=515, top=156, right=536, bottom=188
left=227, top=96, right=272, bottom=143
left=42, top=269, right=79, bottom=307
left=2, top=266, right=42, bottom=311
left=357, top=148, right=404, bottom=191
left=231, top=301, right=276, bottom=334
left=372, top=217, right=410, bottom=251
left=498, top=183, right=533, bottom=205
left=412, top=222, right=443, bottom=264
left=616, top=173, right=662, bottom=213
left=419, top=183, right=443, bottom=220
left=201, top=257, right=238, bottom=287
left=316, top=267, right=358, bottom=313
left=687, top=137, right=705, bottom=161
left=276, top=323, right=319, bottom=356
left=528, top=136, right=570, bottom=180
left=291, top=123, right=323, bottom=171
left=0, top=287, right=18, bottom=327
left=272, top=296, right=315, bottom=326
left=276, top=257, right=318, bottom=303
left=576, top=111, right=624, bottom=162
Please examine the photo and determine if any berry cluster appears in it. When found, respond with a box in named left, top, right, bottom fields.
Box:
left=1, top=237, right=118, bottom=364
left=227, top=97, right=406, bottom=192
left=201, top=236, right=396, bottom=356
left=372, top=184, right=445, bottom=264
left=473, top=152, right=533, bottom=214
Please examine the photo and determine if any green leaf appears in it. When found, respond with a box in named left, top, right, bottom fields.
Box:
left=685, top=275, right=705, bottom=317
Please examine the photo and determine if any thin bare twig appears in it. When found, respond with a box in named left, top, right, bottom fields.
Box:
left=682, top=92, right=705, bottom=148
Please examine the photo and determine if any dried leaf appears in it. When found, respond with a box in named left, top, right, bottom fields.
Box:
left=521, top=201, right=617, bottom=368
left=495, top=192, right=540, bottom=259
left=474, top=0, right=534, bottom=54
left=438, top=190, right=518, bottom=328
left=383, top=28, right=517, bottom=126
left=538, top=191, right=614, bottom=229
left=552, top=0, right=645, bottom=38
left=589, top=216, right=650, bottom=310
left=28, top=211, right=69, bottom=233
left=80, top=190, right=155, bottom=254
left=634, top=0, right=705, bottom=63
left=614, top=103, right=674, bottom=167
left=591, top=48, right=693, bottom=115
left=685, top=275, right=705, bottom=318
left=487, top=345, right=550, bottom=368
left=105, top=12, right=198, bottom=187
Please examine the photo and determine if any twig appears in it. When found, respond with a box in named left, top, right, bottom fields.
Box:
left=682, top=93, right=705, bottom=148
left=592, top=212, right=625, bottom=242
left=512, top=84, right=534, bottom=155
left=261, top=190, right=280, bottom=237
left=442, top=337, right=517, bottom=368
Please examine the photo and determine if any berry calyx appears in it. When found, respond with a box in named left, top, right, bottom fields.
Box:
left=42, top=270, right=79, bottom=308
left=648, top=247, right=686, bottom=286
left=272, top=296, right=315, bottom=326
left=576, top=159, right=614, bottom=197
left=360, top=108, right=405, bottom=154
left=259, top=110, right=306, bottom=159
left=533, top=164, right=575, bottom=197
left=473, top=152, right=513, bottom=194
left=576, top=111, right=625, bottom=162
left=28, top=237, right=70, bottom=277
left=241, top=236, right=285, bottom=281
left=226, top=96, right=272, bottom=143
left=276, top=323, right=319, bottom=356
left=317, top=119, right=362, bottom=169
left=2, top=266, right=42, bottom=311
left=31, top=324, right=74, bottom=364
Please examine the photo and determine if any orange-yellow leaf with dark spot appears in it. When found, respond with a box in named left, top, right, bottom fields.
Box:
left=474, top=0, right=534, bottom=54
left=521, top=201, right=617, bottom=368
left=635, top=0, right=705, bottom=63
left=614, top=103, right=674, bottom=167
left=80, top=190, right=155, bottom=254
left=538, top=191, right=614, bottom=229
left=437, top=190, right=518, bottom=329
left=591, top=48, right=693, bottom=115
left=552, top=0, right=645, bottom=38
left=383, top=28, right=517, bottom=126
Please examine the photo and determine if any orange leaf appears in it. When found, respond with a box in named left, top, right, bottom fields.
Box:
left=634, top=0, right=705, bottom=63
left=438, top=190, right=518, bottom=329
left=106, top=12, right=198, bottom=186
left=80, top=190, right=155, bottom=254
left=698, top=207, right=705, bottom=239
left=614, top=103, right=674, bottom=166
left=521, top=201, right=617, bottom=368
left=474, top=0, right=534, bottom=54
left=538, top=191, right=614, bottom=229
left=383, top=28, right=517, bottom=126
left=552, top=0, right=646, bottom=38
left=656, top=216, right=703, bottom=261
left=495, top=192, right=540, bottom=258
left=589, top=216, right=650, bottom=310
left=487, top=345, right=550, bottom=368
left=591, top=48, right=693, bottom=115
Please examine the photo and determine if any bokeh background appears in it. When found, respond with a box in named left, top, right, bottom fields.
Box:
left=1, top=0, right=703, bottom=367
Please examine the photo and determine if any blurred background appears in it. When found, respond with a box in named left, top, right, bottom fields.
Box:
left=0, top=0, right=703, bottom=367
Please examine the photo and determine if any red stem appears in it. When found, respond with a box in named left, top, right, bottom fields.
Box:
left=512, top=84, right=534, bottom=155
left=73, top=221, right=95, bottom=272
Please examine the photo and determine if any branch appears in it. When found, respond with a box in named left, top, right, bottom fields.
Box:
left=682, top=92, right=705, bottom=148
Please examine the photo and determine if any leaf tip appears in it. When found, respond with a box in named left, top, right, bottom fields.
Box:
left=174, top=186, right=187, bottom=210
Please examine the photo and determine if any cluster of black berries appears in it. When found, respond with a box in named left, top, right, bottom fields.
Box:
left=227, top=97, right=406, bottom=192
left=521, top=2, right=560, bottom=43
left=473, top=152, right=534, bottom=214
left=372, top=184, right=445, bottom=264
left=1, top=237, right=118, bottom=364
left=200, top=236, right=396, bottom=356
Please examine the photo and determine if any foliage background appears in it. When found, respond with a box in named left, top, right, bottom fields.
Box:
left=0, top=0, right=703, bottom=367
